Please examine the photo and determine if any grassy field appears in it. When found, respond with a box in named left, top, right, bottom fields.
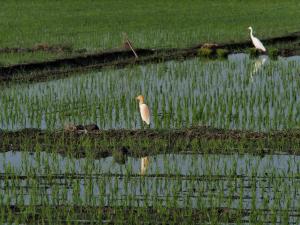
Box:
left=0, top=0, right=300, bottom=65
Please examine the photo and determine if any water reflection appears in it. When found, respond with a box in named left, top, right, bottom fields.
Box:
left=0, top=151, right=299, bottom=218
left=0, top=151, right=299, bottom=175
left=250, top=55, right=268, bottom=82
left=3, top=54, right=300, bottom=131
left=140, top=156, right=150, bottom=175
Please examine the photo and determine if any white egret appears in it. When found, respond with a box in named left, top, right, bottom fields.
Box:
left=136, top=95, right=150, bottom=125
left=248, top=27, right=266, bottom=52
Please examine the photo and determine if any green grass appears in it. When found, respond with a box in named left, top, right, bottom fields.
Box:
left=0, top=0, right=300, bottom=64
left=0, top=51, right=74, bottom=66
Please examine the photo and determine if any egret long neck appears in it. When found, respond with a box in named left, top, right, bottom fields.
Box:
left=249, top=29, right=254, bottom=39
left=139, top=99, right=144, bottom=105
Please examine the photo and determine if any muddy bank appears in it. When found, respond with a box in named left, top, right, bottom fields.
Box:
left=5, top=205, right=299, bottom=224
left=1, top=126, right=300, bottom=157
left=1, top=31, right=300, bottom=82
left=1, top=173, right=297, bottom=181
left=5, top=205, right=243, bottom=224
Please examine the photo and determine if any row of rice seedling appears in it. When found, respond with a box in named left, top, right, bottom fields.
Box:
left=0, top=150, right=298, bottom=223
left=1, top=54, right=300, bottom=131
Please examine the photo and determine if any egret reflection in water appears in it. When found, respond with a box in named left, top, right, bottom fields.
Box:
left=140, top=156, right=150, bottom=175
left=250, top=55, right=268, bottom=82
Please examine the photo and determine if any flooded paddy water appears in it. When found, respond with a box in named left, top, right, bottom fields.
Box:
left=1, top=54, right=300, bottom=131
left=0, top=151, right=299, bottom=224
left=0, top=54, right=300, bottom=223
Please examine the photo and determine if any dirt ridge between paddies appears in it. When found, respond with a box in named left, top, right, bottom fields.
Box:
left=4, top=205, right=299, bottom=224
left=1, top=31, right=300, bottom=83
left=4, top=205, right=249, bottom=224
left=1, top=126, right=300, bottom=157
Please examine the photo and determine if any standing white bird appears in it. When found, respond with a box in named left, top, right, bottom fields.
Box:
left=248, top=27, right=266, bottom=52
left=136, top=95, right=150, bottom=126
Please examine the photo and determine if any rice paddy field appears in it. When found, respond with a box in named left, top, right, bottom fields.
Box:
left=1, top=0, right=300, bottom=65
left=1, top=54, right=300, bottom=131
left=1, top=1, right=300, bottom=224
left=0, top=54, right=299, bottom=224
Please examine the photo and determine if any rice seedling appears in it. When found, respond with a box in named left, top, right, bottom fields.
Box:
left=1, top=54, right=300, bottom=132
left=0, top=51, right=300, bottom=223
left=0, top=150, right=298, bottom=223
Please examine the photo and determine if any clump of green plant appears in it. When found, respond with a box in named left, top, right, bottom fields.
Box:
left=247, top=48, right=259, bottom=58
left=112, top=148, right=128, bottom=164
left=268, top=47, right=279, bottom=60
left=216, top=49, right=229, bottom=59
left=198, top=48, right=214, bottom=58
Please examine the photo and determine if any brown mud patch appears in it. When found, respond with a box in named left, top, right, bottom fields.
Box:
left=1, top=126, right=300, bottom=157
left=0, top=31, right=300, bottom=82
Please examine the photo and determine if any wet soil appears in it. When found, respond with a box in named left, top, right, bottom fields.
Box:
left=5, top=205, right=243, bottom=224
left=5, top=205, right=299, bottom=224
left=1, top=126, right=300, bottom=157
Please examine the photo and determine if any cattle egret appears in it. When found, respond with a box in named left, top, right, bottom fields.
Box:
left=248, top=27, right=266, bottom=52
left=136, top=95, right=150, bottom=125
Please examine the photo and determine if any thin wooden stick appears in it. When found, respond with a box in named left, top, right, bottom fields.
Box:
left=126, top=39, right=138, bottom=59
left=123, top=33, right=138, bottom=59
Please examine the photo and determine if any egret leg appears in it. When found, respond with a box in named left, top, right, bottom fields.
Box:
left=145, top=122, right=150, bottom=129
left=142, top=122, right=150, bottom=129
left=141, top=121, right=145, bottom=130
